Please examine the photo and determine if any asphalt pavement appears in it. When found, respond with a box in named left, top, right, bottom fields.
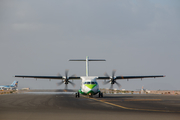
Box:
left=0, top=90, right=180, bottom=120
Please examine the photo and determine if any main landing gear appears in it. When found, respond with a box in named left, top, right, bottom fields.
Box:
left=99, top=92, right=103, bottom=98
left=75, top=92, right=80, bottom=98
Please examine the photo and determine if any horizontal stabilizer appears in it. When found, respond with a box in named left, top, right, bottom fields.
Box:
left=69, top=56, right=106, bottom=76
left=69, top=59, right=106, bottom=61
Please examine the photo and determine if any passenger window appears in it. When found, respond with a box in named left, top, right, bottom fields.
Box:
left=87, top=82, right=90, bottom=84
left=84, top=82, right=86, bottom=84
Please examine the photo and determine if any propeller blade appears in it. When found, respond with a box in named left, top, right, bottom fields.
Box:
left=104, top=72, right=109, bottom=77
left=110, top=84, right=113, bottom=90
left=69, top=81, right=75, bottom=87
left=103, top=70, right=118, bottom=89
left=103, top=80, right=110, bottom=85
left=115, top=81, right=121, bottom=88
left=56, top=81, right=64, bottom=86
left=57, top=73, right=62, bottom=76
left=65, top=84, right=68, bottom=90
left=112, top=70, right=116, bottom=78
left=65, top=69, right=69, bottom=78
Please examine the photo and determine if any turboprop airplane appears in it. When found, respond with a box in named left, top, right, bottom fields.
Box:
left=15, top=56, right=165, bottom=98
left=0, top=81, right=18, bottom=90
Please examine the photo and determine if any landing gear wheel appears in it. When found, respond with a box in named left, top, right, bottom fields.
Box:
left=75, top=92, right=80, bottom=98
left=101, top=93, right=103, bottom=98
left=75, top=93, right=77, bottom=98
left=88, top=93, right=93, bottom=98
left=77, top=92, right=80, bottom=98
left=99, top=92, right=103, bottom=98
left=89, top=94, right=93, bottom=98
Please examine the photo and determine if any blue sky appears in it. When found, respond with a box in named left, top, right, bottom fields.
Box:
left=0, top=0, right=179, bottom=90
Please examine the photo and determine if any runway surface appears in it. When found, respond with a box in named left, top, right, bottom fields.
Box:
left=0, top=90, right=180, bottom=120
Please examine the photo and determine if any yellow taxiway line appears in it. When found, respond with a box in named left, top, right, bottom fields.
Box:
left=101, top=99, right=162, bottom=101
left=82, top=96, right=180, bottom=113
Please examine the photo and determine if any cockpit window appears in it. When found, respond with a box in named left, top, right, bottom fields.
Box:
left=84, top=81, right=97, bottom=84
left=91, top=82, right=95, bottom=84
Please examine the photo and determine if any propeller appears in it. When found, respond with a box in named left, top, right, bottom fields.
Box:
left=56, top=70, right=76, bottom=89
left=103, top=70, right=121, bottom=89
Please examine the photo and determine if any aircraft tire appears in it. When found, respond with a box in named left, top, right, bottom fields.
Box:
left=77, top=92, right=80, bottom=98
left=101, top=93, right=103, bottom=98
left=75, top=93, right=78, bottom=98
left=99, top=92, right=101, bottom=98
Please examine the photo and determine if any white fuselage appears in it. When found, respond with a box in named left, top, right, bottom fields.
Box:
left=79, top=76, right=99, bottom=95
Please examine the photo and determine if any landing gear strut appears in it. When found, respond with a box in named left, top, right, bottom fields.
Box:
left=75, top=92, right=80, bottom=98
left=99, top=92, right=103, bottom=98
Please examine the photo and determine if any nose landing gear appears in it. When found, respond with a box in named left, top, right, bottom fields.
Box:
left=88, top=93, right=93, bottom=98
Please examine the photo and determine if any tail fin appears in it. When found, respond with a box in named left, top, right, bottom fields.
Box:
left=11, top=81, right=18, bottom=87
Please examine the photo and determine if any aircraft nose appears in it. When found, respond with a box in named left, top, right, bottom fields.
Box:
left=85, top=84, right=97, bottom=90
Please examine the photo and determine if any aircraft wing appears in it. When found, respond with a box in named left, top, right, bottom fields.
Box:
left=15, top=75, right=81, bottom=80
left=115, top=75, right=164, bottom=79
left=97, top=75, right=165, bottom=80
